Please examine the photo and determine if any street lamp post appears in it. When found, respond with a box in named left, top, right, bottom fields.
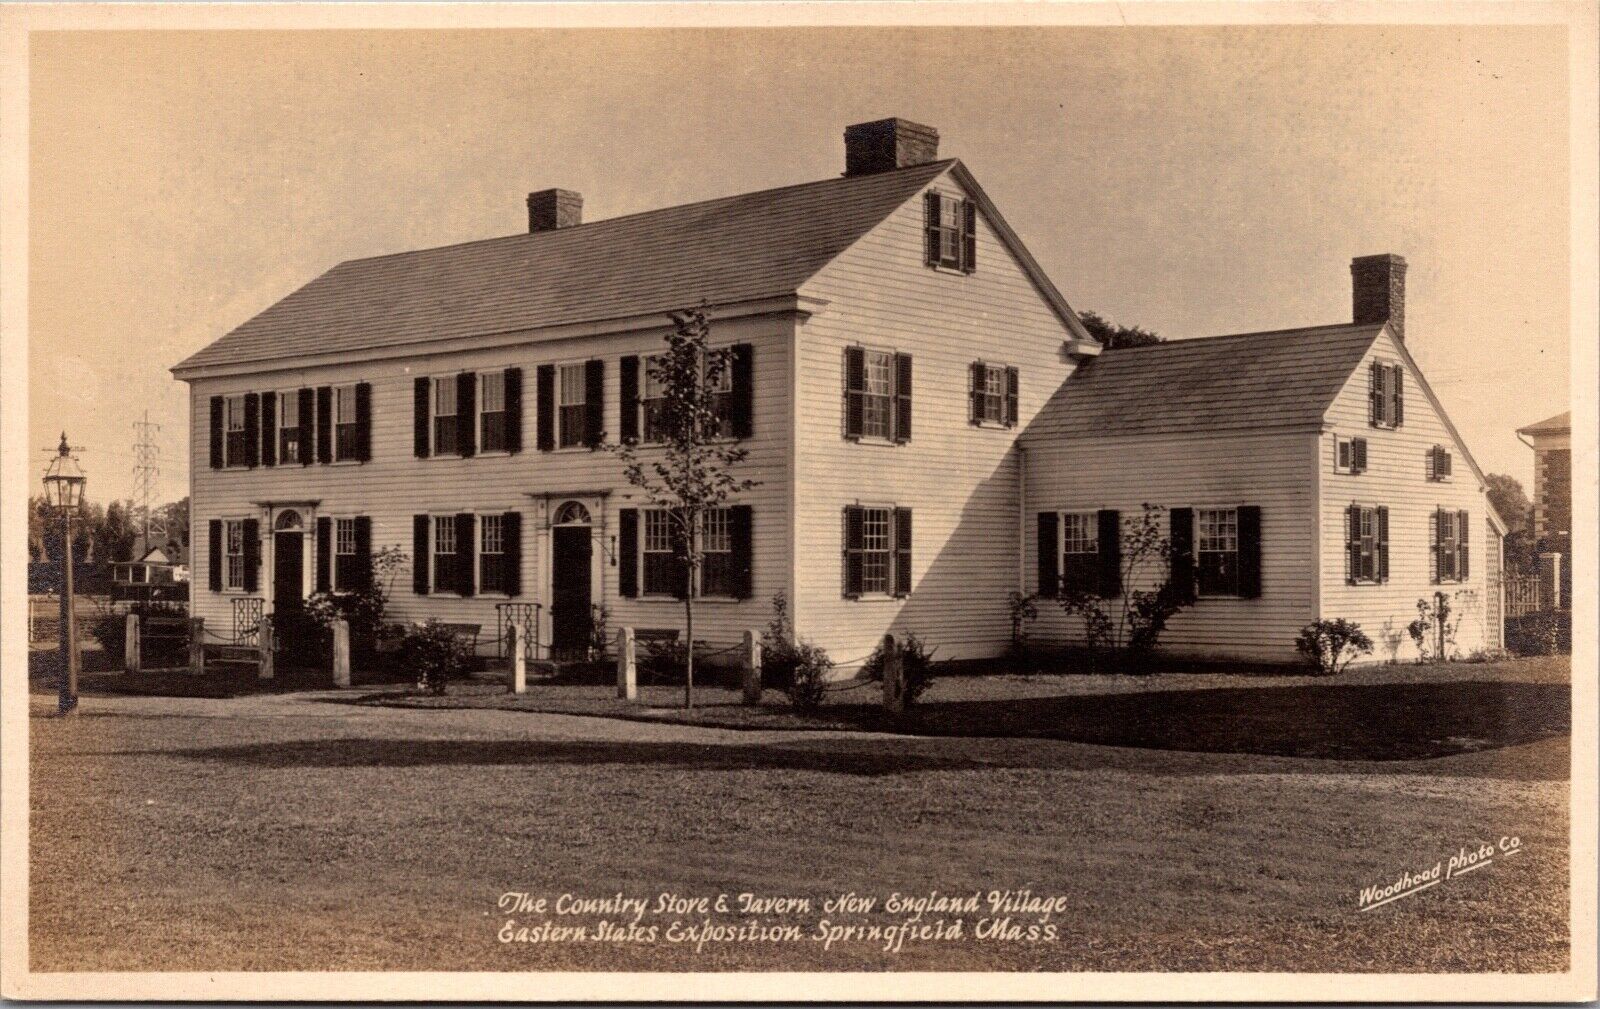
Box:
left=44, top=432, right=86, bottom=715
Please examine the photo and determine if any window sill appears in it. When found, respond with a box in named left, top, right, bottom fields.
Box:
left=844, top=436, right=905, bottom=448
left=477, top=450, right=512, bottom=459
left=330, top=458, right=365, bottom=467
left=929, top=263, right=972, bottom=277
left=844, top=594, right=907, bottom=602
left=972, top=419, right=1012, bottom=431
left=637, top=594, right=744, bottom=604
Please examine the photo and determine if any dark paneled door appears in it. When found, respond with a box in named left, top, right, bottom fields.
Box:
left=550, top=526, right=592, bottom=658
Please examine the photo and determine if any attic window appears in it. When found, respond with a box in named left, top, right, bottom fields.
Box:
left=924, top=192, right=976, bottom=273
left=1426, top=445, right=1453, bottom=481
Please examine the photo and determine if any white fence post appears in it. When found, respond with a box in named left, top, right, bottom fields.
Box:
left=616, top=627, right=637, bottom=701
left=331, top=618, right=350, bottom=688
left=258, top=615, right=275, bottom=681
left=508, top=624, right=526, bottom=694
left=742, top=629, right=762, bottom=705
left=125, top=613, right=141, bottom=674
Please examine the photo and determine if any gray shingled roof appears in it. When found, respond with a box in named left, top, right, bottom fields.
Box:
left=174, top=160, right=956, bottom=373
left=1027, top=322, right=1384, bottom=438
left=1517, top=410, right=1570, bottom=436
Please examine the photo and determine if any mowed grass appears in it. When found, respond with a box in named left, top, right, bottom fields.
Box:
left=28, top=657, right=1570, bottom=974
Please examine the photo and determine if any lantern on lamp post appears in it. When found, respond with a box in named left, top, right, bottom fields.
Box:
left=43, top=432, right=86, bottom=715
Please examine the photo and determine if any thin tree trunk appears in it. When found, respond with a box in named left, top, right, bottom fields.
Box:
left=684, top=597, right=694, bottom=709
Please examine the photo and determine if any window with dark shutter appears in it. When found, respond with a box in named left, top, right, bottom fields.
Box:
left=1391, top=365, right=1404, bottom=426
left=1457, top=510, right=1469, bottom=580
left=457, top=372, right=477, bottom=458
left=536, top=364, right=555, bottom=451
left=1377, top=506, right=1390, bottom=582
left=1195, top=508, right=1241, bottom=597
left=893, top=353, right=913, bottom=443
left=1005, top=366, right=1019, bottom=427
left=477, top=372, right=509, bottom=452
left=1237, top=505, right=1262, bottom=598
left=1169, top=508, right=1196, bottom=602
left=414, top=377, right=431, bottom=458
left=456, top=513, right=476, bottom=597
left=1352, top=437, right=1367, bottom=473
left=843, top=347, right=867, bottom=440
left=969, top=361, right=986, bottom=424
left=729, top=343, right=754, bottom=439
left=243, top=393, right=261, bottom=468
left=332, top=384, right=361, bottom=462
left=1345, top=505, right=1360, bottom=584
left=893, top=508, right=912, bottom=597
left=584, top=359, right=605, bottom=448
left=261, top=393, right=277, bottom=467
left=478, top=513, right=506, bottom=594
left=353, top=516, right=372, bottom=592
left=502, top=512, right=522, bottom=596
left=354, top=383, right=372, bottom=462
left=209, top=397, right=225, bottom=469
left=961, top=200, right=977, bottom=273
left=315, top=386, right=333, bottom=463
left=413, top=515, right=430, bottom=595
left=316, top=516, right=332, bottom=592
left=1097, top=510, right=1122, bottom=597
left=1060, top=512, right=1099, bottom=595
left=1369, top=361, right=1383, bottom=427
left=924, top=191, right=975, bottom=271
left=619, top=356, right=640, bottom=443
left=297, top=388, right=315, bottom=467
left=730, top=504, right=753, bottom=599
left=923, top=192, right=942, bottom=266
left=208, top=519, right=223, bottom=591
left=843, top=506, right=865, bottom=598
left=241, top=519, right=260, bottom=593
left=503, top=368, right=523, bottom=454
left=1037, top=512, right=1060, bottom=597
left=618, top=509, right=639, bottom=598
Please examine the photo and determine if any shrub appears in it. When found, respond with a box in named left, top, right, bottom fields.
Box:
left=1055, top=505, right=1192, bottom=670
left=1006, top=591, right=1039, bottom=657
left=782, top=640, right=833, bottom=711
left=760, top=592, right=800, bottom=690
left=1295, top=618, right=1373, bottom=675
left=1507, top=611, right=1568, bottom=656
left=400, top=620, right=472, bottom=695
left=1407, top=590, right=1473, bottom=663
left=862, top=633, right=938, bottom=707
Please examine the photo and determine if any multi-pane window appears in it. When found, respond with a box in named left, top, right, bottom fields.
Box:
left=334, top=385, right=359, bottom=461
left=939, top=196, right=962, bottom=265
left=479, top=513, right=506, bottom=594
left=700, top=508, right=734, bottom=597
left=974, top=364, right=1007, bottom=424
left=1196, top=508, right=1240, bottom=597
left=479, top=371, right=507, bottom=453
left=224, top=519, right=245, bottom=590
left=432, top=515, right=457, bottom=593
left=707, top=352, right=735, bottom=437
left=225, top=395, right=248, bottom=467
left=1346, top=504, right=1386, bottom=584
left=279, top=391, right=301, bottom=464
left=641, top=355, right=669, bottom=443
left=1370, top=361, right=1405, bottom=428
left=859, top=507, right=892, bottom=594
left=642, top=509, right=678, bottom=595
left=432, top=377, right=459, bottom=456
left=558, top=364, right=586, bottom=448
left=860, top=351, right=893, bottom=440
left=1434, top=509, right=1469, bottom=583
left=1061, top=512, right=1099, bottom=594
left=334, top=518, right=357, bottom=591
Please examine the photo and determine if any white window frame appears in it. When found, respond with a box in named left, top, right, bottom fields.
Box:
left=641, top=508, right=678, bottom=597
left=431, top=514, right=459, bottom=594
left=699, top=507, right=735, bottom=599
left=478, top=370, right=508, bottom=454
left=1195, top=507, right=1241, bottom=598
left=332, top=384, right=359, bottom=462
left=860, top=349, right=894, bottom=442
left=1334, top=436, right=1367, bottom=475
left=557, top=362, right=587, bottom=449
left=431, top=376, right=460, bottom=457
left=639, top=350, right=734, bottom=443
left=224, top=394, right=248, bottom=468
left=331, top=517, right=357, bottom=592
left=479, top=512, right=507, bottom=596
left=858, top=505, right=893, bottom=596
left=224, top=518, right=246, bottom=591
left=278, top=389, right=302, bottom=464
left=1060, top=511, right=1099, bottom=595
left=975, top=363, right=1008, bottom=426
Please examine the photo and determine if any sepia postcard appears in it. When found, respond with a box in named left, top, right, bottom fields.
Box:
left=1, top=2, right=1595, bottom=1002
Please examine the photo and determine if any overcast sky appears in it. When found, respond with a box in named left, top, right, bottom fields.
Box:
left=28, top=25, right=1569, bottom=505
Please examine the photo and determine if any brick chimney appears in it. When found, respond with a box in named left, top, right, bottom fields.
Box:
left=1351, top=253, right=1407, bottom=342
left=843, top=118, right=940, bottom=176
left=527, top=189, right=582, bottom=233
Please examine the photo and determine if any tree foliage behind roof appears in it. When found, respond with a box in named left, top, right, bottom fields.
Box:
left=1078, top=310, right=1165, bottom=350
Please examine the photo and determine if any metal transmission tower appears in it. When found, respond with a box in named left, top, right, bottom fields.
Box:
left=132, top=410, right=166, bottom=552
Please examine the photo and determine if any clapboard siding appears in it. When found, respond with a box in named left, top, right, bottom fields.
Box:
left=792, top=169, right=1080, bottom=665
left=188, top=314, right=792, bottom=652
left=1318, top=329, right=1493, bottom=659
left=1021, top=431, right=1318, bottom=662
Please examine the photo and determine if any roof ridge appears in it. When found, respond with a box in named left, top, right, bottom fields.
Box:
left=339, top=159, right=959, bottom=268
left=1100, top=321, right=1381, bottom=352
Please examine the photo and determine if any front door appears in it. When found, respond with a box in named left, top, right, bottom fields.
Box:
left=274, top=532, right=304, bottom=613
left=551, top=526, right=593, bottom=658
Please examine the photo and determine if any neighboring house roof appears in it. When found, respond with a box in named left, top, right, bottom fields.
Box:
left=1517, top=410, right=1570, bottom=437
left=1027, top=322, right=1384, bottom=438
left=177, top=158, right=1080, bottom=375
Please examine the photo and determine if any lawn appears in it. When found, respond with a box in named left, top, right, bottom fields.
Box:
left=26, top=655, right=1571, bottom=973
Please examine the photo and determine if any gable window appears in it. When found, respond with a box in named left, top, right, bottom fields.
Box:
left=432, top=515, right=458, bottom=593
left=1196, top=508, right=1240, bottom=597
left=1368, top=361, right=1405, bottom=429
left=1344, top=504, right=1389, bottom=585
left=1426, top=445, right=1453, bottom=482
left=479, top=513, right=506, bottom=594
left=333, top=518, right=358, bottom=591
left=1061, top=512, right=1100, bottom=595
left=278, top=391, right=302, bottom=464
left=333, top=385, right=359, bottom=461
left=479, top=371, right=507, bottom=453
left=1335, top=436, right=1368, bottom=475
left=224, top=395, right=248, bottom=467
left=1432, top=508, right=1469, bottom=583
left=224, top=520, right=246, bottom=590
left=641, top=509, right=679, bottom=596
left=924, top=192, right=976, bottom=272
left=432, top=377, right=459, bottom=456
left=558, top=364, right=587, bottom=449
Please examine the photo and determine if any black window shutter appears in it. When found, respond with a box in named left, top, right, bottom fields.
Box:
left=893, top=353, right=913, bottom=444
left=243, top=392, right=260, bottom=468
left=412, top=515, right=430, bottom=595
left=731, top=504, right=754, bottom=599
left=584, top=359, right=604, bottom=447
left=1430, top=508, right=1442, bottom=583
left=1345, top=505, right=1359, bottom=584
left=1237, top=505, right=1262, bottom=598
left=1169, top=507, right=1195, bottom=603
left=893, top=508, right=913, bottom=597
left=298, top=388, right=315, bottom=466
left=413, top=377, right=430, bottom=458
left=353, top=516, right=372, bottom=592
left=1426, top=446, right=1436, bottom=481
left=923, top=191, right=941, bottom=266
left=1391, top=365, right=1404, bottom=426
left=1457, top=510, right=1470, bottom=580
left=1005, top=366, right=1020, bottom=427
left=843, top=506, right=865, bottom=598
left=354, top=382, right=372, bottom=462
left=619, top=355, right=640, bottom=443
left=241, top=519, right=260, bottom=593
left=969, top=361, right=985, bottom=424
left=1097, top=509, right=1122, bottom=597
left=504, top=367, right=523, bottom=454
left=316, top=386, right=333, bottom=463
left=618, top=509, right=638, bottom=598
left=209, top=396, right=224, bottom=468
left=1377, top=506, right=1390, bottom=582
left=1369, top=361, right=1383, bottom=427
left=730, top=343, right=754, bottom=439
left=1352, top=437, right=1367, bottom=472
left=843, top=347, right=865, bottom=439
left=502, top=512, right=522, bottom=597
left=316, top=516, right=332, bottom=592
left=260, top=393, right=277, bottom=467
left=455, top=513, right=476, bottom=597
left=457, top=372, right=477, bottom=458
left=1037, top=512, right=1059, bottom=597
left=208, top=519, right=222, bottom=591
left=961, top=200, right=977, bottom=273
left=536, top=364, right=555, bottom=451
